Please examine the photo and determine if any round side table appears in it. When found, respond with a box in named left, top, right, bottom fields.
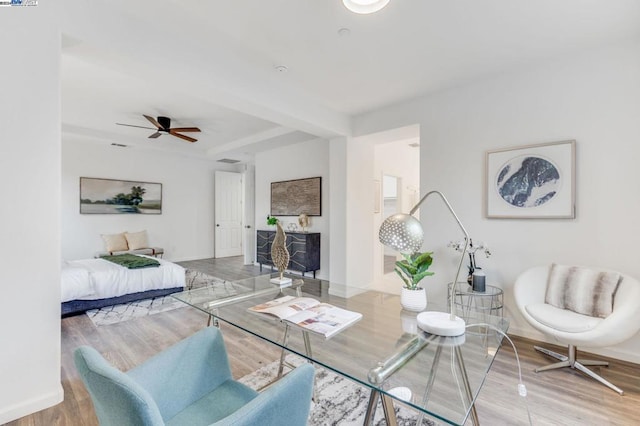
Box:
left=448, top=282, right=504, bottom=322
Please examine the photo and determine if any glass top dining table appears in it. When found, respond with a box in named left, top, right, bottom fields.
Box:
left=172, top=273, right=509, bottom=426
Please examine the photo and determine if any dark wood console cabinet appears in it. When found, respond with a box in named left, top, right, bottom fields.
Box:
left=256, top=230, right=320, bottom=278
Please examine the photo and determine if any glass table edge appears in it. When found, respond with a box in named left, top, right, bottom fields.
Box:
left=172, top=282, right=510, bottom=425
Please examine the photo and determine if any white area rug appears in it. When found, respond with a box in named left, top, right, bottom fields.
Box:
left=86, top=270, right=226, bottom=327
left=238, top=355, right=437, bottom=426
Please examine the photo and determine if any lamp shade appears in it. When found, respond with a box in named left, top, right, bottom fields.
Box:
left=342, top=0, right=390, bottom=14
left=378, top=213, right=424, bottom=253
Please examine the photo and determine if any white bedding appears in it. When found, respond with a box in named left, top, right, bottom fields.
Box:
left=61, top=256, right=185, bottom=302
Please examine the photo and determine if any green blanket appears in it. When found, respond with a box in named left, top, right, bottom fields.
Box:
left=100, top=254, right=160, bottom=269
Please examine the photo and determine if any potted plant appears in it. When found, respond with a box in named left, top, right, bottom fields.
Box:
left=394, top=251, right=434, bottom=312
left=266, top=216, right=278, bottom=226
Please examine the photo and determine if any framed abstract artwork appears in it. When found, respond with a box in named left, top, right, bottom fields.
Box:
left=270, top=176, right=321, bottom=216
left=80, top=177, right=162, bottom=214
left=485, top=140, right=575, bottom=219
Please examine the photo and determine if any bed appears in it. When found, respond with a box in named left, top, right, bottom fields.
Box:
left=61, top=255, right=185, bottom=317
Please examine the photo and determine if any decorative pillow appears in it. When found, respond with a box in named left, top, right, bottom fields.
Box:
left=101, top=232, right=129, bottom=252
left=545, top=263, right=621, bottom=318
left=125, top=230, right=149, bottom=251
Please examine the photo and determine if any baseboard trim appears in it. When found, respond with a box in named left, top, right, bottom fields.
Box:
left=0, top=385, right=63, bottom=425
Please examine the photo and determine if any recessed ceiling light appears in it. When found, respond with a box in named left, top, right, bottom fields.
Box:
left=274, top=65, right=288, bottom=73
left=217, top=158, right=241, bottom=164
left=342, top=0, right=390, bottom=14
left=111, top=143, right=128, bottom=148
left=338, top=27, right=351, bottom=37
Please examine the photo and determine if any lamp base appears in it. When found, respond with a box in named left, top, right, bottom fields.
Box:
left=416, top=311, right=466, bottom=336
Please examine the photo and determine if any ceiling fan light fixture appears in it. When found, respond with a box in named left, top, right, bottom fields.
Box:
left=342, top=0, right=390, bottom=14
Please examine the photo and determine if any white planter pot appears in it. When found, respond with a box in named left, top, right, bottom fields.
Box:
left=400, top=287, right=427, bottom=312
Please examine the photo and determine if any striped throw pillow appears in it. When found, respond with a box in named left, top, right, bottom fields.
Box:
left=545, top=264, right=621, bottom=318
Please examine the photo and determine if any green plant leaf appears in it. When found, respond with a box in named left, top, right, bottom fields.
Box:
left=412, top=270, right=435, bottom=285
left=414, top=251, right=433, bottom=267
left=394, top=268, right=410, bottom=288
left=395, top=260, right=417, bottom=276
left=393, top=251, right=435, bottom=289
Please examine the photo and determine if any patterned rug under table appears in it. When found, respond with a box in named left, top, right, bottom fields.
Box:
left=238, top=355, right=437, bottom=426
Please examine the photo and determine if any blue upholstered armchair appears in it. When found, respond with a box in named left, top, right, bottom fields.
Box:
left=74, top=327, right=314, bottom=426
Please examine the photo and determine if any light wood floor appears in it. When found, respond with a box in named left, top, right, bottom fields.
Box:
left=9, top=257, right=640, bottom=425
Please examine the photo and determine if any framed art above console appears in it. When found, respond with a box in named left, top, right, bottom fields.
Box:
left=270, top=176, right=321, bottom=216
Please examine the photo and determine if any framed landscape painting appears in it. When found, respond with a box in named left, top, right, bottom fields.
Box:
left=485, top=140, right=575, bottom=219
left=80, top=177, right=162, bottom=214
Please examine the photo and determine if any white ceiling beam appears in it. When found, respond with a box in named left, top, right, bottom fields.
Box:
left=58, top=0, right=351, bottom=139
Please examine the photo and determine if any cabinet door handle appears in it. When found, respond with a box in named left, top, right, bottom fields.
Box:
left=245, top=225, right=251, bottom=228
left=216, top=224, right=220, bottom=227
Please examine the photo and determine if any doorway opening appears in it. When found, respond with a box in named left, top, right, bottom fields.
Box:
left=373, top=135, right=420, bottom=289
left=382, top=175, right=400, bottom=275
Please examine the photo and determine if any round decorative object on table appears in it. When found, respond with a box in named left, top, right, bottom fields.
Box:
left=400, top=287, right=427, bottom=312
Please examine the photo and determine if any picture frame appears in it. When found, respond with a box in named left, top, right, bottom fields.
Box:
left=485, top=140, right=575, bottom=219
left=80, top=177, right=162, bottom=214
left=270, top=176, right=321, bottom=216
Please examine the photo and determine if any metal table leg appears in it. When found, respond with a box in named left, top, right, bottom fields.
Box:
left=363, top=390, right=398, bottom=426
left=454, top=345, right=480, bottom=426
left=415, top=343, right=444, bottom=425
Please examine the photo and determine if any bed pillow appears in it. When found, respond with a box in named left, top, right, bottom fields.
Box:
left=125, top=230, right=149, bottom=250
left=545, top=263, right=621, bottom=318
left=101, top=232, right=129, bottom=252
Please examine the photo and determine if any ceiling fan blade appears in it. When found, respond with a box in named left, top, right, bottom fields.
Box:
left=169, top=127, right=201, bottom=133
left=116, top=123, right=157, bottom=130
left=148, top=132, right=162, bottom=139
left=169, top=130, right=197, bottom=143
left=143, top=114, right=162, bottom=129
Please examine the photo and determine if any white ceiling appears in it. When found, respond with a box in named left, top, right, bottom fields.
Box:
left=61, top=0, right=640, bottom=162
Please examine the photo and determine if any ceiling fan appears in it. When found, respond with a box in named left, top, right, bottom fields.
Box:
left=116, top=115, right=201, bottom=143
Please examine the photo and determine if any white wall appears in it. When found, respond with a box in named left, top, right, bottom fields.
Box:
left=0, top=4, right=64, bottom=423
left=255, top=138, right=330, bottom=280
left=352, top=39, right=640, bottom=363
left=62, top=139, right=237, bottom=261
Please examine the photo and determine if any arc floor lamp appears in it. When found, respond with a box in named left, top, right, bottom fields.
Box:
left=379, top=190, right=469, bottom=336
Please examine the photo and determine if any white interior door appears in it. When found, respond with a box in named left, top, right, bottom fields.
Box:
left=242, top=165, right=256, bottom=265
left=215, top=171, right=243, bottom=258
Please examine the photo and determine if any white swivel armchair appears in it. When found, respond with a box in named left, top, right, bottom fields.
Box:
left=514, top=264, right=640, bottom=395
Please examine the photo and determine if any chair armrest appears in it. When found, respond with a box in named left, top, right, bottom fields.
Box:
left=212, top=363, right=315, bottom=426
left=513, top=265, right=550, bottom=311
left=128, top=327, right=233, bottom=421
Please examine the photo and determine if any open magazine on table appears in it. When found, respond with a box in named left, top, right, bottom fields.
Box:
left=248, top=295, right=362, bottom=339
